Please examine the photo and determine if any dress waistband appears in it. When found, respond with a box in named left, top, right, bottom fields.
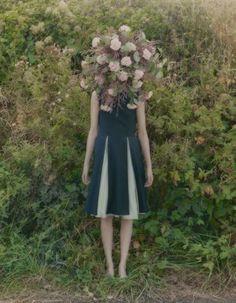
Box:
left=98, top=129, right=137, bottom=138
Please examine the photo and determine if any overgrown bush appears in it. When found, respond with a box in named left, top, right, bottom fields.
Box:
left=0, top=0, right=236, bottom=288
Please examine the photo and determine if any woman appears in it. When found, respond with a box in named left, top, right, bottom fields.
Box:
left=81, top=90, right=153, bottom=278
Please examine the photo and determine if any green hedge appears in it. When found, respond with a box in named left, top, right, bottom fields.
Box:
left=0, top=0, right=236, bottom=284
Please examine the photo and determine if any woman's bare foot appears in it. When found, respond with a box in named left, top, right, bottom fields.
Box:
left=106, top=262, right=114, bottom=277
left=118, top=262, right=127, bottom=278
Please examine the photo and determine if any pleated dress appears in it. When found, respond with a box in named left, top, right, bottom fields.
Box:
left=83, top=94, right=149, bottom=219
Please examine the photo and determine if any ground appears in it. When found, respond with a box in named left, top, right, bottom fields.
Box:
left=1, top=272, right=236, bottom=303
left=1, top=291, right=236, bottom=303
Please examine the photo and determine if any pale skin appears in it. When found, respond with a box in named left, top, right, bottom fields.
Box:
left=82, top=90, right=153, bottom=278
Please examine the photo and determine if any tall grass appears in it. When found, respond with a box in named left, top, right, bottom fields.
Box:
left=0, top=0, right=236, bottom=300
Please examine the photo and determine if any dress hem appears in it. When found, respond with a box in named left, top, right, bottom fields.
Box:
left=84, top=211, right=149, bottom=220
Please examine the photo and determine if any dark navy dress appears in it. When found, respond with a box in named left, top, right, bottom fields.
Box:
left=84, top=95, right=149, bottom=219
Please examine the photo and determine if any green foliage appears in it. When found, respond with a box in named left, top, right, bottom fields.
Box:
left=0, top=0, right=236, bottom=288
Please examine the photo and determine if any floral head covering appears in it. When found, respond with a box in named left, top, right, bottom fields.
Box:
left=80, top=25, right=165, bottom=113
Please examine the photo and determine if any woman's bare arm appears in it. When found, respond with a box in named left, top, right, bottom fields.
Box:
left=136, top=101, right=153, bottom=187
left=82, top=91, right=100, bottom=185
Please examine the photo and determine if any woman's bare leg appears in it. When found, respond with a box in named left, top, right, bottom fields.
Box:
left=100, top=216, right=114, bottom=276
left=119, top=218, right=133, bottom=278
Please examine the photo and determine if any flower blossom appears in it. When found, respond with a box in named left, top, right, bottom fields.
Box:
left=121, top=56, right=132, bottom=67
left=109, top=61, right=120, bottom=72
left=149, top=46, right=156, bottom=55
left=134, top=69, right=144, bottom=80
left=142, top=48, right=152, bottom=60
left=95, top=74, right=105, bottom=85
left=125, top=42, right=136, bottom=52
left=146, top=91, right=153, bottom=99
left=101, top=104, right=112, bottom=112
left=110, top=37, right=122, bottom=51
left=108, top=88, right=116, bottom=96
left=92, top=37, right=100, bottom=48
left=118, top=71, right=128, bottom=81
left=81, top=60, right=89, bottom=69
left=119, top=25, right=131, bottom=32
left=133, top=79, right=143, bottom=89
left=96, top=54, right=108, bottom=65
left=127, top=103, right=137, bottom=109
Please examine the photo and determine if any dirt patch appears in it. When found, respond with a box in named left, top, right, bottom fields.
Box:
left=1, top=270, right=236, bottom=303
left=0, top=291, right=236, bottom=303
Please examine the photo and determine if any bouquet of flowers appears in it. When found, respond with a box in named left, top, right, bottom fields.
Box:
left=79, top=25, right=165, bottom=112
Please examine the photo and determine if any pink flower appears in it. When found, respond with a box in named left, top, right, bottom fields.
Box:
left=142, top=48, right=152, bottom=60
left=108, top=88, right=116, bottom=96
left=149, top=46, right=156, bottom=55
left=92, top=37, right=100, bottom=48
left=96, top=54, right=108, bottom=65
left=109, top=61, right=120, bottom=72
left=110, top=37, right=121, bottom=51
left=121, top=56, right=132, bottom=67
left=118, top=71, right=128, bottom=81
left=95, top=74, right=105, bottom=85
left=134, top=69, right=144, bottom=80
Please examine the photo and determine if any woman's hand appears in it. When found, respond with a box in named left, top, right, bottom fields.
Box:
left=144, top=165, right=154, bottom=187
left=82, top=164, right=91, bottom=185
